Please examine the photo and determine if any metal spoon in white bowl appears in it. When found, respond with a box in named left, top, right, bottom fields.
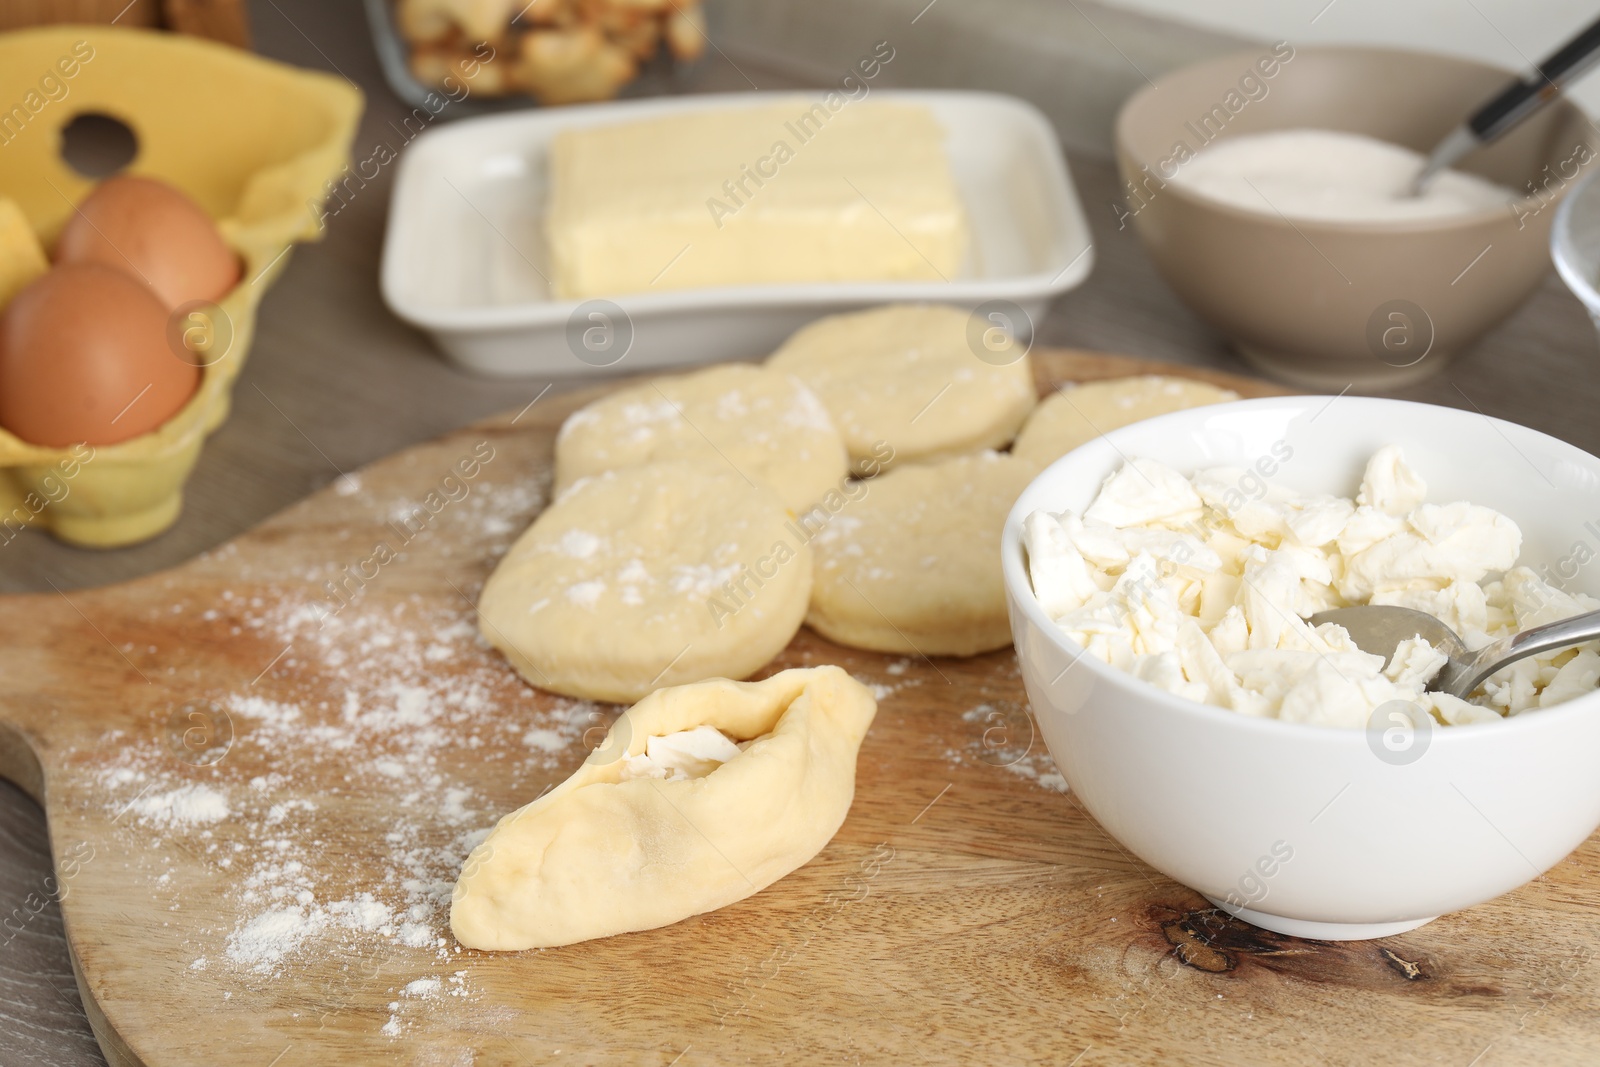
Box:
left=1308, top=605, right=1600, bottom=699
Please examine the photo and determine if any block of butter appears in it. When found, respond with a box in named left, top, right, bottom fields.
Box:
left=545, top=100, right=968, bottom=299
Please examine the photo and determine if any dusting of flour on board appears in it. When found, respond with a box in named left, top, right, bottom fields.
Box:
left=67, top=456, right=608, bottom=1035
left=951, top=702, right=1067, bottom=793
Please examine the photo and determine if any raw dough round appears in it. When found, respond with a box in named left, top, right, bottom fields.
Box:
left=807, top=451, right=1039, bottom=656
left=478, top=461, right=812, bottom=702
left=450, top=666, right=878, bottom=950
left=1012, top=375, right=1239, bottom=467
left=554, top=363, right=848, bottom=513
left=766, top=304, right=1037, bottom=474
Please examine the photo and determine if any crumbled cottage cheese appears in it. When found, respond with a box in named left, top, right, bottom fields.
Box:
left=619, top=725, right=745, bottom=781
left=1024, top=446, right=1600, bottom=728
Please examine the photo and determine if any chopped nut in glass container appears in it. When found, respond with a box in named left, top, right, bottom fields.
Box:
left=392, top=0, right=706, bottom=105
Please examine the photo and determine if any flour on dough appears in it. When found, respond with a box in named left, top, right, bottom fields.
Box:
left=807, top=450, right=1039, bottom=656
left=767, top=304, right=1037, bottom=474
left=554, top=363, right=848, bottom=513
left=478, top=460, right=811, bottom=703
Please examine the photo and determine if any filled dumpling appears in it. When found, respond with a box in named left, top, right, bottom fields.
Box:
left=450, top=666, right=878, bottom=950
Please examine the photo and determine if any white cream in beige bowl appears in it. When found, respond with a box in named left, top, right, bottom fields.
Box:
left=1003, top=396, right=1600, bottom=939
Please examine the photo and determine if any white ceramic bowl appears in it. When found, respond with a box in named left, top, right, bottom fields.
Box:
left=1002, top=396, right=1600, bottom=940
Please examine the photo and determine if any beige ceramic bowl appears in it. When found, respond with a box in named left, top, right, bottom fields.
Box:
left=1115, top=47, right=1597, bottom=388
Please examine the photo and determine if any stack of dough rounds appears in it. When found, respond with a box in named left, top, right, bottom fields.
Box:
left=481, top=302, right=1246, bottom=691
left=478, top=461, right=810, bottom=703
left=553, top=363, right=848, bottom=513
left=1012, top=375, right=1239, bottom=467
left=806, top=450, right=1040, bottom=657
left=767, top=303, right=1036, bottom=474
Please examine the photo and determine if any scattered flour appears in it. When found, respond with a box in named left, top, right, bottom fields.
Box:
left=228, top=906, right=322, bottom=969
left=670, top=561, right=743, bottom=598
left=558, top=529, right=603, bottom=559
left=1002, top=755, right=1069, bottom=793
left=75, top=447, right=1064, bottom=1044
left=566, top=579, right=605, bottom=607
left=404, top=977, right=443, bottom=997
left=76, top=466, right=604, bottom=1026
left=853, top=671, right=923, bottom=705
left=330, top=894, right=395, bottom=933
left=382, top=971, right=472, bottom=1038
left=125, top=784, right=230, bottom=826
left=953, top=703, right=1068, bottom=793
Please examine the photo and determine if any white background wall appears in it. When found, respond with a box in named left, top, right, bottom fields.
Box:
left=1100, top=0, right=1600, bottom=112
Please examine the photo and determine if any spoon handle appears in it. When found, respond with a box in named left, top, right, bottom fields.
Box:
left=1468, top=16, right=1600, bottom=144
left=1441, top=607, right=1600, bottom=699
left=1413, top=15, right=1600, bottom=194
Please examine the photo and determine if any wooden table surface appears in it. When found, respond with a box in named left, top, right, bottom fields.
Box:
left=4, top=2, right=1599, bottom=1065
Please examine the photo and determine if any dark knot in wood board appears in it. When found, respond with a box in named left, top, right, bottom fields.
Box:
left=1148, top=904, right=1437, bottom=982
left=1153, top=903, right=1317, bottom=973
left=1380, top=947, right=1429, bottom=981
left=1163, top=919, right=1234, bottom=973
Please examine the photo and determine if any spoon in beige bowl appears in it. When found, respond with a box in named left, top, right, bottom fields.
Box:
left=1308, top=606, right=1600, bottom=699
left=1409, top=14, right=1600, bottom=195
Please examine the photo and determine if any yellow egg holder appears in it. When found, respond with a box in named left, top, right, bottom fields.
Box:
left=0, top=26, right=362, bottom=547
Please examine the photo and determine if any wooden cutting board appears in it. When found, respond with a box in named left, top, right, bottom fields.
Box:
left=8, top=350, right=1599, bottom=1067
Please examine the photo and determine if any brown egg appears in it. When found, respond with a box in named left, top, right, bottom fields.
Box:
left=0, top=264, right=200, bottom=446
left=55, top=175, right=240, bottom=310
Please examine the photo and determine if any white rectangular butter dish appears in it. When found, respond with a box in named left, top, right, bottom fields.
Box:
left=381, top=90, right=1095, bottom=378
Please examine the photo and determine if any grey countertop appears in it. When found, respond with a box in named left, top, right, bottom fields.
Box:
left=3, top=1, right=1598, bottom=1064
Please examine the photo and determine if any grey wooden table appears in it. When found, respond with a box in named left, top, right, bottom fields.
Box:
left=3, top=2, right=1597, bottom=1065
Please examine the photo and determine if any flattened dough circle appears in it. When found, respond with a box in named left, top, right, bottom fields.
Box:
left=1012, top=375, right=1239, bottom=467
left=554, top=363, right=848, bottom=513
left=478, top=461, right=811, bottom=703
left=807, top=451, right=1039, bottom=656
left=450, top=666, right=878, bottom=950
left=766, top=304, right=1037, bottom=473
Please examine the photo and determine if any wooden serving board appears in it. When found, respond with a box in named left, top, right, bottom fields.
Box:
left=8, top=350, right=1600, bottom=1067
